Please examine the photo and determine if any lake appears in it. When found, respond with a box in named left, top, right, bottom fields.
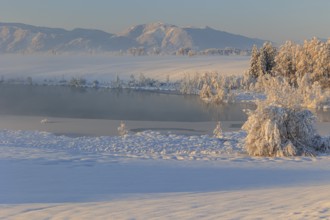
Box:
left=0, top=85, right=254, bottom=122
left=0, top=85, right=328, bottom=137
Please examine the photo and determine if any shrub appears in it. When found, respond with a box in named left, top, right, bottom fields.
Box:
left=242, top=105, right=317, bottom=156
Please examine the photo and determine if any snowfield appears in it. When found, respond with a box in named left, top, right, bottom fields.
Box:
left=0, top=54, right=248, bottom=82
left=2, top=185, right=330, bottom=219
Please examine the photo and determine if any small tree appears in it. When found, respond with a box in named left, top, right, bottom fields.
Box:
left=117, top=121, right=128, bottom=136
left=213, top=121, right=223, bottom=138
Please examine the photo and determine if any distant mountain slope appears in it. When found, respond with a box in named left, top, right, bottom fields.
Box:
left=184, top=26, right=264, bottom=50
left=0, top=22, right=266, bottom=54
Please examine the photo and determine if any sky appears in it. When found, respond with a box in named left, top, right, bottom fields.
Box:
left=1, top=0, right=329, bottom=44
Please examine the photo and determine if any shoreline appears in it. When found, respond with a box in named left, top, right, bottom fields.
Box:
left=0, top=114, right=329, bottom=137
left=0, top=115, right=242, bottom=137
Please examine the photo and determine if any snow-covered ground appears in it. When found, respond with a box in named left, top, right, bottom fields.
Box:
left=0, top=123, right=330, bottom=219
left=1, top=55, right=330, bottom=219
left=0, top=54, right=248, bottom=82
left=0, top=128, right=330, bottom=219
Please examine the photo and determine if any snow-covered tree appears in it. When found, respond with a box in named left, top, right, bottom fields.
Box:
left=313, top=39, right=330, bottom=88
left=117, top=121, right=128, bottom=136
left=274, top=41, right=298, bottom=85
left=247, top=45, right=260, bottom=78
left=246, top=42, right=276, bottom=85
left=247, top=38, right=330, bottom=89
left=213, top=121, right=223, bottom=138
left=200, top=83, right=213, bottom=101
left=257, top=42, right=277, bottom=76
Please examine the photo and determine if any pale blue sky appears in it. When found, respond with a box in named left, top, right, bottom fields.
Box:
left=1, top=0, right=329, bottom=43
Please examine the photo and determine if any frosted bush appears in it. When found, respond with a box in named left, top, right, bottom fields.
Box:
left=242, top=105, right=317, bottom=156
left=180, top=72, right=242, bottom=104
left=180, top=73, right=201, bottom=95
left=312, top=135, right=330, bottom=153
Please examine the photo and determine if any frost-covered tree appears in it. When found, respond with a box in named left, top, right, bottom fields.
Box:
left=180, top=73, right=204, bottom=95
left=292, top=37, right=330, bottom=87
left=247, top=37, right=330, bottom=89
left=258, top=42, right=277, bottom=76
left=200, top=83, right=213, bottom=100
left=118, top=121, right=128, bottom=136
left=274, top=41, right=298, bottom=85
left=213, top=121, right=223, bottom=138
left=246, top=42, right=276, bottom=82
left=253, top=74, right=329, bottom=109
left=197, top=72, right=236, bottom=104
left=313, top=39, right=330, bottom=88
left=180, top=72, right=243, bottom=103
left=247, top=45, right=260, bottom=78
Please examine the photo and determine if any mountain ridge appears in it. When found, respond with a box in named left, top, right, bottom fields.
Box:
left=0, top=22, right=266, bottom=54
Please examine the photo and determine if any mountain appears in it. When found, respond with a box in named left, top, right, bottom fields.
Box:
left=0, top=22, right=136, bottom=53
left=119, top=23, right=194, bottom=52
left=0, top=22, right=266, bottom=54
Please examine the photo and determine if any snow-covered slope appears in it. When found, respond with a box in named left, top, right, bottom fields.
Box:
left=0, top=22, right=265, bottom=54
left=184, top=26, right=264, bottom=50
